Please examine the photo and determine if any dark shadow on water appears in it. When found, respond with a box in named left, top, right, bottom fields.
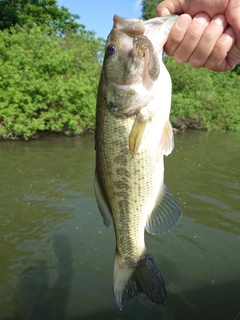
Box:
left=13, top=234, right=73, bottom=320
left=69, top=279, right=240, bottom=320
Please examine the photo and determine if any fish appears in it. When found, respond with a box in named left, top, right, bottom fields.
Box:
left=94, top=14, right=182, bottom=310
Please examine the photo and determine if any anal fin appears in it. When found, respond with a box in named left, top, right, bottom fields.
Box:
left=146, top=185, right=182, bottom=235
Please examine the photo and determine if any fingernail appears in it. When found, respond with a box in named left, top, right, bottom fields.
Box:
left=212, top=15, right=224, bottom=26
left=194, top=15, right=209, bottom=25
left=176, top=15, right=191, bottom=31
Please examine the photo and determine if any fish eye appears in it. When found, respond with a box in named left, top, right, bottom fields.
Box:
left=106, top=44, right=116, bottom=55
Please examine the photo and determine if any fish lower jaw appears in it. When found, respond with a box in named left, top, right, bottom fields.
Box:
left=116, top=76, right=142, bottom=87
left=108, top=82, right=155, bottom=116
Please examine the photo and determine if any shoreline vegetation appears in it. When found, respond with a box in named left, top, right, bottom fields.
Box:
left=165, top=57, right=240, bottom=132
left=0, top=0, right=239, bottom=140
left=0, top=24, right=102, bottom=140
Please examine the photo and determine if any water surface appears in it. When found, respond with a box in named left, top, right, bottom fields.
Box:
left=0, top=131, right=239, bottom=320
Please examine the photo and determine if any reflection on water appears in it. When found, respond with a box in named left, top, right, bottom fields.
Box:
left=14, top=234, right=72, bottom=320
left=0, top=131, right=239, bottom=320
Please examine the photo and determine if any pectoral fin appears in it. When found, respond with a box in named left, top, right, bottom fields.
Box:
left=145, top=185, right=182, bottom=235
left=94, top=171, right=111, bottom=227
left=129, top=112, right=148, bottom=157
left=159, top=120, right=174, bottom=156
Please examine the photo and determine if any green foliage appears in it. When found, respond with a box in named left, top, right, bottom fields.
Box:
left=165, top=57, right=240, bottom=131
left=0, top=0, right=81, bottom=33
left=0, top=25, right=102, bottom=139
left=232, top=63, right=240, bottom=75
left=0, top=0, right=238, bottom=140
left=141, top=0, right=162, bottom=20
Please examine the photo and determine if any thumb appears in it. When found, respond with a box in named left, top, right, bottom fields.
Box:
left=156, top=1, right=181, bottom=16
left=156, top=5, right=171, bottom=16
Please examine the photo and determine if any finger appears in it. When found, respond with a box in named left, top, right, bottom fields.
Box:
left=189, top=14, right=227, bottom=68
left=227, top=41, right=240, bottom=71
left=205, top=27, right=236, bottom=72
left=226, top=0, right=240, bottom=45
left=226, top=1, right=240, bottom=70
left=173, top=13, right=210, bottom=64
left=164, top=14, right=192, bottom=56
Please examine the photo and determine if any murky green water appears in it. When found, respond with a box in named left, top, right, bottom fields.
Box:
left=0, top=131, right=239, bottom=320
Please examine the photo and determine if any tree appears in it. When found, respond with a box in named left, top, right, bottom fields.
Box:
left=0, top=0, right=82, bottom=33
left=141, top=0, right=162, bottom=20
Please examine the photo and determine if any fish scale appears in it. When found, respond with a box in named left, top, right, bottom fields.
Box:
left=97, top=112, right=155, bottom=253
left=94, top=14, right=182, bottom=309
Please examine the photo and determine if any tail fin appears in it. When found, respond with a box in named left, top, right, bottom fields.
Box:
left=113, top=250, right=167, bottom=310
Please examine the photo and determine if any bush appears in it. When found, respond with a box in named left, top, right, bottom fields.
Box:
left=0, top=25, right=102, bottom=139
left=165, top=57, right=240, bottom=131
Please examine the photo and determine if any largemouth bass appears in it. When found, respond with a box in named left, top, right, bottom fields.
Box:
left=94, top=14, right=181, bottom=309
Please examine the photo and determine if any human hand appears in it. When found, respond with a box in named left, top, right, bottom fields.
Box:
left=156, top=0, right=240, bottom=71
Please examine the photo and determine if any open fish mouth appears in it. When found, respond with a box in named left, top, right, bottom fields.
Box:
left=106, top=32, right=161, bottom=115
left=104, top=16, right=179, bottom=115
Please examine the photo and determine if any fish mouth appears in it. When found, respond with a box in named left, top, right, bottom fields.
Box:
left=106, top=35, right=157, bottom=116
left=115, top=35, right=159, bottom=87
left=105, top=15, right=178, bottom=116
